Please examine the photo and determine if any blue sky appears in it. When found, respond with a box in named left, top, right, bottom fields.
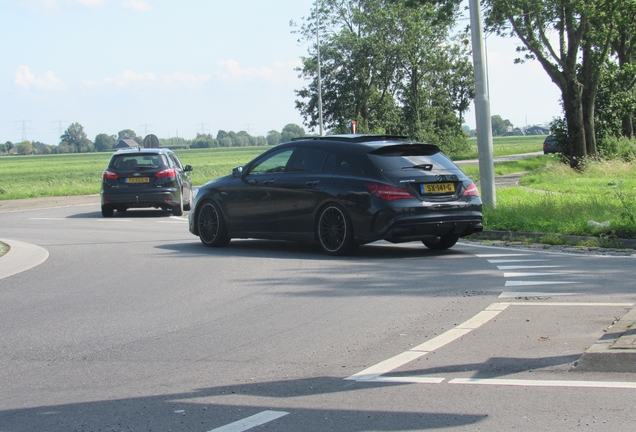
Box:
left=2, top=0, right=562, bottom=145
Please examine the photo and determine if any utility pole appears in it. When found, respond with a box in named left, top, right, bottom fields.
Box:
left=197, top=123, right=209, bottom=136
left=52, top=120, right=68, bottom=141
left=316, top=0, right=324, bottom=136
left=139, top=124, right=153, bottom=136
left=242, top=124, right=254, bottom=135
left=15, top=120, right=32, bottom=142
left=469, top=0, right=496, bottom=208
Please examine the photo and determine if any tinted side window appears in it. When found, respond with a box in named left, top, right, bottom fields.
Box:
left=248, top=149, right=295, bottom=175
left=323, top=152, right=364, bottom=176
left=288, top=147, right=329, bottom=172
left=168, top=153, right=183, bottom=170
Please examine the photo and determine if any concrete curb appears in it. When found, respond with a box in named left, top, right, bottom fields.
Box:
left=575, top=308, right=636, bottom=373
left=0, top=238, right=49, bottom=281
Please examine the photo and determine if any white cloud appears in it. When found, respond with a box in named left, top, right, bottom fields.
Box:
left=216, top=59, right=300, bottom=84
left=82, top=70, right=210, bottom=88
left=122, top=0, right=153, bottom=11
left=14, top=65, right=64, bottom=91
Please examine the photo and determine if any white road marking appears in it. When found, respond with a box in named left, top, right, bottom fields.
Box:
left=505, top=280, right=579, bottom=286
left=206, top=410, right=289, bottom=432
left=449, top=378, right=636, bottom=389
left=497, top=265, right=562, bottom=270
left=509, top=302, right=633, bottom=307
left=475, top=254, right=531, bottom=258
left=96, top=219, right=132, bottom=222
left=29, top=217, right=66, bottom=220
left=487, top=259, right=548, bottom=263
left=503, top=271, right=571, bottom=277
left=366, top=376, right=446, bottom=384
left=499, top=292, right=577, bottom=298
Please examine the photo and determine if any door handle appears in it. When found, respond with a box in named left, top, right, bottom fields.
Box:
left=262, top=179, right=275, bottom=185
left=305, top=180, right=320, bottom=186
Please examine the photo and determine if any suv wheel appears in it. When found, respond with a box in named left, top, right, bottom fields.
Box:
left=101, top=205, right=114, bottom=217
left=172, top=193, right=184, bottom=216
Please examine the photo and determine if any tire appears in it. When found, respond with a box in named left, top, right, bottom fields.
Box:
left=422, top=234, right=459, bottom=250
left=196, top=200, right=230, bottom=247
left=183, top=188, right=193, bottom=212
left=317, top=204, right=355, bottom=256
left=101, top=205, right=114, bottom=217
left=172, top=192, right=184, bottom=216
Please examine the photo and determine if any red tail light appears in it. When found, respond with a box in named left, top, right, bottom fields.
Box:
left=156, top=168, right=177, bottom=181
left=462, top=182, right=479, bottom=197
left=366, top=183, right=415, bottom=201
left=102, top=170, right=118, bottom=180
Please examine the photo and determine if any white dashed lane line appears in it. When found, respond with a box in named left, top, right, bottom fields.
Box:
left=206, top=410, right=289, bottom=432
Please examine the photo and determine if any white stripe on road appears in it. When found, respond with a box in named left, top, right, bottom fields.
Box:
left=206, top=410, right=289, bottom=432
left=487, top=259, right=548, bottom=263
left=499, top=292, right=577, bottom=298
left=497, top=265, right=562, bottom=270
left=475, top=254, right=531, bottom=258
left=503, top=271, right=571, bottom=278
left=505, top=280, right=579, bottom=286
left=450, top=378, right=636, bottom=389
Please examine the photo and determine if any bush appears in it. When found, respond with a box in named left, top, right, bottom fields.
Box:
left=598, top=136, right=636, bottom=162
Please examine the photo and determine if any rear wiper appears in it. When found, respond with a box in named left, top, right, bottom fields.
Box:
left=402, top=164, right=433, bottom=171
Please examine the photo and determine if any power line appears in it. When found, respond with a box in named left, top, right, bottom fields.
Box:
left=15, top=120, right=33, bottom=142
left=196, top=122, right=210, bottom=135
left=52, top=120, right=68, bottom=139
left=139, top=124, right=153, bottom=136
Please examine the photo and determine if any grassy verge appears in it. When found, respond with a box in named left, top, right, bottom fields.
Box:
left=0, top=242, right=8, bottom=258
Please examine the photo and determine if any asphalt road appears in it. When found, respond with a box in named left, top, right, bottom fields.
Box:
left=1, top=203, right=636, bottom=431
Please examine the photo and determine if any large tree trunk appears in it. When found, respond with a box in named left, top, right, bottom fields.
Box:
left=622, top=115, right=634, bottom=138
left=563, top=78, right=587, bottom=167
left=582, top=91, right=598, bottom=157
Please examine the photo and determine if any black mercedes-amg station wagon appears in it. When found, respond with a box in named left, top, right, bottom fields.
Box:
left=189, top=134, right=482, bottom=255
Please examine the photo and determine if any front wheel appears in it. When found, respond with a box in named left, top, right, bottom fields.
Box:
left=197, top=200, right=230, bottom=247
left=422, top=234, right=459, bottom=250
left=183, top=188, right=193, bottom=211
left=317, top=204, right=355, bottom=256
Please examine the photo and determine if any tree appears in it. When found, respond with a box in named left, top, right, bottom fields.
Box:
left=267, top=130, right=282, bottom=145
left=118, top=129, right=141, bottom=144
left=281, top=124, right=305, bottom=143
left=61, top=122, right=93, bottom=153
left=491, top=115, right=512, bottom=136
left=16, top=140, right=32, bottom=155
left=94, top=133, right=116, bottom=152
left=482, top=0, right=621, bottom=166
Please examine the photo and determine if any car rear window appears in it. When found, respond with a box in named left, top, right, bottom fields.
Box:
left=368, top=144, right=458, bottom=171
left=110, top=154, right=167, bottom=170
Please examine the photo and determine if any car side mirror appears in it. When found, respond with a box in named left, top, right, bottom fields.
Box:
left=184, top=165, right=193, bottom=172
left=232, top=166, right=243, bottom=177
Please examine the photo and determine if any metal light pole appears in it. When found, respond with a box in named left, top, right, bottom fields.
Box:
left=469, top=0, right=496, bottom=208
left=316, top=0, right=324, bottom=136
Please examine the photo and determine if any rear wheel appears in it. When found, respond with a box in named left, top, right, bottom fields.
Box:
left=197, top=200, right=230, bottom=247
left=101, top=205, right=114, bottom=217
left=317, top=204, right=355, bottom=256
left=422, top=234, right=459, bottom=250
left=183, top=188, right=193, bottom=211
left=172, top=193, right=184, bottom=216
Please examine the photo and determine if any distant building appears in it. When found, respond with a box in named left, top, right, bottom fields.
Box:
left=116, top=139, right=139, bottom=149
left=525, top=125, right=550, bottom=135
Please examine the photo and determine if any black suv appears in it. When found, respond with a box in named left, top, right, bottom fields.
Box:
left=189, top=134, right=483, bottom=255
left=101, top=148, right=193, bottom=217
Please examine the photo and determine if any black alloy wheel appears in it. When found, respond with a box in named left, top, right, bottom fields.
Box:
left=317, top=204, right=355, bottom=256
left=422, top=234, right=459, bottom=250
left=197, top=200, right=230, bottom=247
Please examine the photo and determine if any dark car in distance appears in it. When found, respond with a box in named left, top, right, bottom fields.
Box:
left=188, top=135, right=483, bottom=255
left=101, top=148, right=193, bottom=217
left=543, top=135, right=559, bottom=154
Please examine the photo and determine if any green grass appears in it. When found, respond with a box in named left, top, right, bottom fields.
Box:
left=0, top=241, right=8, bottom=258
left=455, top=135, right=545, bottom=160
left=0, top=147, right=271, bottom=200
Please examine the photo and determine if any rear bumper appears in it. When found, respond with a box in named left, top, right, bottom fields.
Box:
left=382, top=214, right=483, bottom=243
left=101, top=188, right=180, bottom=209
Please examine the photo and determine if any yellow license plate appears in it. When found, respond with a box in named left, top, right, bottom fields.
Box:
left=422, top=183, right=455, bottom=194
left=126, top=177, right=149, bottom=184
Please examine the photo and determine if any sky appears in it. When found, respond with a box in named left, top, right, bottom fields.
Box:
left=1, top=0, right=563, bottom=145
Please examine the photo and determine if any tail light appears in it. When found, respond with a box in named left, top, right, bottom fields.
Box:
left=102, top=170, right=118, bottom=180
left=156, top=168, right=177, bottom=181
left=366, top=183, right=415, bottom=201
left=462, top=182, right=479, bottom=197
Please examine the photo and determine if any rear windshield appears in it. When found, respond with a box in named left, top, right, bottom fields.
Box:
left=110, top=154, right=167, bottom=170
left=368, top=144, right=458, bottom=171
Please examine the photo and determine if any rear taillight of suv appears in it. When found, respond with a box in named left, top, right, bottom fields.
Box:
left=366, top=183, right=415, bottom=201
left=102, top=170, right=118, bottom=180
left=156, top=168, right=177, bottom=181
left=462, top=182, right=479, bottom=197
